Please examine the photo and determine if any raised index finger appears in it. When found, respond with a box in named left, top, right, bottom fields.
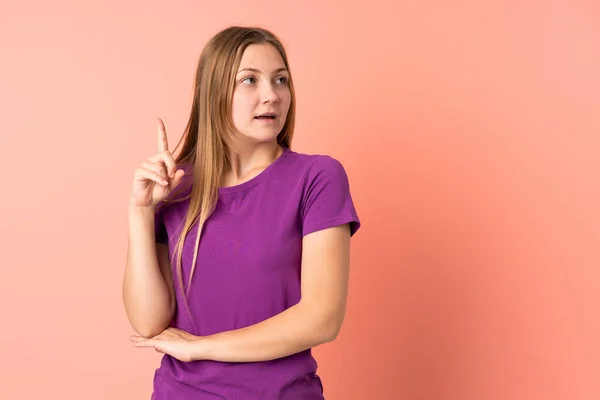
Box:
left=157, top=118, right=169, bottom=153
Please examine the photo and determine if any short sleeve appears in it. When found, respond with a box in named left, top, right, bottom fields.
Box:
left=301, top=156, right=361, bottom=237
left=154, top=205, right=168, bottom=244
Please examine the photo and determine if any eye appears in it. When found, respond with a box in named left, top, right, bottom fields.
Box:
left=241, top=76, right=256, bottom=85
left=275, top=76, right=288, bottom=85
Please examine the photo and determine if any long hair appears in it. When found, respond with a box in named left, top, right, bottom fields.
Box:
left=161, top=26, right=296, bottom=316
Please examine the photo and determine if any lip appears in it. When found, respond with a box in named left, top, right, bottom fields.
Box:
left=254, top=116, right=278, bottom=123
left=255, top=112, right=278, bottom=118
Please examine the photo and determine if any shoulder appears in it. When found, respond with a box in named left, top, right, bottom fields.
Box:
left=284, top=149, right=349, bottom=181
left=284, top=149, right=354, bottom=206
left=288, top=149, right=361, bottom=237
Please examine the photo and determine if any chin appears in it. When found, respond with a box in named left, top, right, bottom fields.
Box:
left=241, top=129, right=283, bottom=143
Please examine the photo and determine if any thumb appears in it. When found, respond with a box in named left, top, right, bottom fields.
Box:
left=170, top=169, right=185, bottom=189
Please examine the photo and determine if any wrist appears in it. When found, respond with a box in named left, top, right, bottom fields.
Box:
left=190, top=336, right=212, bottom=361
left=128, top=199, right=156, bottom=214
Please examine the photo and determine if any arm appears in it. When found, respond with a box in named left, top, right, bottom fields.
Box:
left=192, top=223, right=351, bottom=363
left=123, top=202, right=176, bottom=338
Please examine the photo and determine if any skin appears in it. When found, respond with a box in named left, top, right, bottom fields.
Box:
left=224, top=42, right=292, bottom=188
left=130, top=43, right=352, bottom=363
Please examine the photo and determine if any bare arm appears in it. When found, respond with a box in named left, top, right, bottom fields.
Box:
left=123, top=118, right=184, bottom=338
left=122, top=202, right=176, bottom=338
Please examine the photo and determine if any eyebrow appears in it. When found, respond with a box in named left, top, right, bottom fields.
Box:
left=236, top=67, right=288, bottom=75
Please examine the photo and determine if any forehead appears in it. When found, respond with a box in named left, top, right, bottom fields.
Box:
left=238, top=43, right=285, bottom=70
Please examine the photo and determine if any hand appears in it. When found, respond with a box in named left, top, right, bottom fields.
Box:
left=130, top=327, right=202, bottom=362
left=129, top=118, right=186, bottom=208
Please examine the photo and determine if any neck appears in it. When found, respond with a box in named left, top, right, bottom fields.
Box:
left=222, top=141, right=283, bottom=187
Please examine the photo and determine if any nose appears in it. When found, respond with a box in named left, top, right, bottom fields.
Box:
left=261, top=82, right=279, bottom=104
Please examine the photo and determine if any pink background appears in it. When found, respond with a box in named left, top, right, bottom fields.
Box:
left=1, top=1, right=598, bottom=399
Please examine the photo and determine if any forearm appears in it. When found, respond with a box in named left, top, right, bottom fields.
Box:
left=123, top=203, right=174, bottom=337
left=193, top=301, right=337, bottom=363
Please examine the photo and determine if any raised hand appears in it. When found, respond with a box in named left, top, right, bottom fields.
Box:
left=129, top=118, right=186, bottom=208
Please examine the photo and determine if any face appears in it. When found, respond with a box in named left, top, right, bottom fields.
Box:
left=231, top=43, right=291, bottom=143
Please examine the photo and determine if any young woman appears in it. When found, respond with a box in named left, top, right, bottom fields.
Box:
left=123, top=25, right=361, bottom=399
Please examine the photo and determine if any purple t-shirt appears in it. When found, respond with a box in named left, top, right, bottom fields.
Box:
left=151, top=146, right=361, bottom=399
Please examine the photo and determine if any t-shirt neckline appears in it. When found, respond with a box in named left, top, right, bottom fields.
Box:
left=218, top=146, right=290, bottom=195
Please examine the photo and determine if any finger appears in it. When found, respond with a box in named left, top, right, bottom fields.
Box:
left=135, top=167, right=169, bottom=187
left=141, top=161, right=167, bottom=180
left=170, top=169, right=186, bottom=189
left=133, top=341, right=154, bottom=348
left=131, top=336, right=157, bottom=346
left=150, top=151, right=176, bottom=179
left=157, top=118, right=169, bottom=153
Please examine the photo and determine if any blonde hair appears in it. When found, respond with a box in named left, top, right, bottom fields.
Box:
left=160, top=26, right=296, bottom=318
